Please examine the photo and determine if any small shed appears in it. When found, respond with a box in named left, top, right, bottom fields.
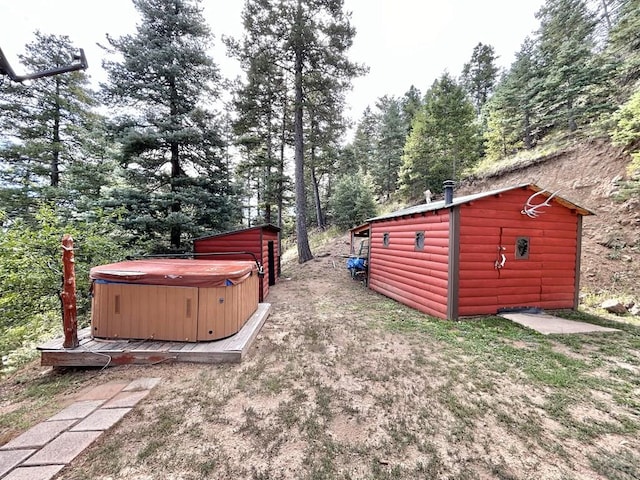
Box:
left=365, top=183, right=593, bottom=320
left=193, top=224, right=280, bottom=302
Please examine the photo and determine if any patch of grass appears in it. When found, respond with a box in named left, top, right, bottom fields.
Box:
left=523, top=348, right=588, bottom=388
left=81, top=435, right=126, bottom=477
left=195, top=447, right=224, bottom=476
left=237, top=406, right=263, bottom=437
left=543, top=392, right=573, bottom=418
left=261, top=372, right=291, bottom=394
left=137, top=439, right=164, bottom=462
left=589, top=447, right=640, bottom=480
left=276, top=399, right=301, bottom=428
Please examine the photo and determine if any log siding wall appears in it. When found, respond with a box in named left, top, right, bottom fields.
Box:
left=367, top=186, right=584, bottom=320
left=456, top=189, right=579, bottom=316
left=369, top=211, right=451, bottom=318
left=194, top=227, right=280, bottom=301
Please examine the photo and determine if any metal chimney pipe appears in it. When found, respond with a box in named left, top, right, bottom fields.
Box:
left=443, top=180, right=455, bottom=206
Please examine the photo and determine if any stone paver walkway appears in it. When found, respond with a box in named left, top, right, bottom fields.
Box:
left=0, top=377, right=160, bottom=480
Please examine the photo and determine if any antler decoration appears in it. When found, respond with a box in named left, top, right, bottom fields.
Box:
left=521, top=189, right=559, bottom=218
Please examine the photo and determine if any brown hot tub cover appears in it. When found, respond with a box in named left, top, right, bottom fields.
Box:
left=90, top=259, right=256, bottom=288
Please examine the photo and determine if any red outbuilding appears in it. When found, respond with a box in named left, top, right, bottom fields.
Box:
left=362, top=183, right=593, bottom=319
left=192, top=224, right=280, bottom=302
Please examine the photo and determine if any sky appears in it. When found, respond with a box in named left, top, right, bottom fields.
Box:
left=0, top=0, right=546, bottom=131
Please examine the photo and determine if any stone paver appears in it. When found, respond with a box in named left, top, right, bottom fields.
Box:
left=3, top=464, right=65, bottom=480
left=0, top=450, right=36, bottom=477
left=47, top=400, right=105, bottom=421
left=123, top=377, right=161, bottom=391
left=77, top=381, right=129, bottom=401
left=70, top=407, right=131, bottom=431
left=22, top=431, right=102, bottom=466
left=1, top=377, right=161, bottom=479
left=0, top=420, right=76, bottom=450
left=103, top=390, right=150, bottom=409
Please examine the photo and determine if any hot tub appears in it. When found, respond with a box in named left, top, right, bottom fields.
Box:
left=90, top=259, right=259, bottom=342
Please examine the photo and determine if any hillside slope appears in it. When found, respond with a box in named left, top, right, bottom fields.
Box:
left=457, top=138, right=640, bottom=302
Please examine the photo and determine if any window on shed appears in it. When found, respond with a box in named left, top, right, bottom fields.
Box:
left=415, top=231, right=425, bottom=250
left=515, top=237, right=530, bottom=259
left=382, top=232, right=390, bottom=247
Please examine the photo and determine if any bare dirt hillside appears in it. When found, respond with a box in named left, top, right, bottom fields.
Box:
left=457, top=138, right=640, bottom=302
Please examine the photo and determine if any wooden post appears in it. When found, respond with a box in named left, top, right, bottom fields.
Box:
left=61, top=234, right=79, bottom=349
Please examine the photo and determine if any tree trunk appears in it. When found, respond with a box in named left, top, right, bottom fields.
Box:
left=293, top=0, right=313, bottom=263
left=311, top=165, right=324, bottom=229
left=278, top=91, right=286, bottom=231
left=169, top=79, right=181, bottom=250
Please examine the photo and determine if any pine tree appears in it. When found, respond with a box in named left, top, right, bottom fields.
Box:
left=351, top=106, right=378, bottom=175
left=234, top=0, right=364, bottom=262
left=461, top=42, right=499, bottom=116
left=483, top=37, right=542, bottom=157
left=227, top=2, right=290, bottom=227
left=534, top=0, right=603, bottom=132
left=399, top=73, right=481, bottom=200
left=604, top=0, right=640, bottom=98
left=0, top=32, right=104, bottom=222
left=372, top=96, right=405, bottom=200
left=329, top=174, right=376, bottom=230
left=400, top=85, right=422, bottom=137
left=101, top=0, right=240, bottom=251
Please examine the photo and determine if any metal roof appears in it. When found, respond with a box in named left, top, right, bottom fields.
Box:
left=367, top=184, right=594, bottom=222
left=191, top=224, right=280, bottom=242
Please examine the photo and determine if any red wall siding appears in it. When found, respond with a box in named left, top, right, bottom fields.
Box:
left=369, top=211, right=450, bottom=318
left=260, top=230, right=279, bottom=299
left=457, top=189, right=578, bottom=316
left=193, top=227, right=280, bottom=301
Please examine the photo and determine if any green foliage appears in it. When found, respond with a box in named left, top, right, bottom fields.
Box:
left=604, top=0, right=640, bottom=98
left=535, top=0, right=613, bottom=133
left=610, top=87, right=640, bottom=195
left=329, top=174, right=377, bottom=230
left=102, top=0, right=241, bottom=251
left=399, top=73, right=481, bottom=200
left=371, top=96, right=406, bottom=200
left=0, top=204, right=131, bottom=374
left=0, top=32, right=106, bottom=223
left=611, top=88, right=640, bottom=154
left=461, top=42, right=499, bottom=116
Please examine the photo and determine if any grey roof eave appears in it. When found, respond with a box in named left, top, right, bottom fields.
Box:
left=367, top=183, right=593, bottom=223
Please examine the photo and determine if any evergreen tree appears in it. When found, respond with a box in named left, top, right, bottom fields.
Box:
left=400, top=85, right=422, bottom=137
left=604, top=0, right=640, bottom=98
left=461, top=42, right=499, bottom=116
left=351, top=106, right=378, bottom=175
left=304, top=69, right=349, bottom=229
left=101, top=0, right=239, bottom=251
left=483, top=37, right=542, bottom=157
left=0, top=32, right=104, bottom=222
left=233, top=0, right=363, bottom=263
left=534, top=0, right=603, bottom=132
left=329, top=174, right=376, bottom=230
left=372, top=95, right=405, bottom=200
left=399, top=73, right=481, bottom=200
left=227, top=3, right=290, bottom=227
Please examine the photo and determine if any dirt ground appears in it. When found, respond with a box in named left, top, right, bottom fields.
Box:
left=1, top=138, right=639, bottom=479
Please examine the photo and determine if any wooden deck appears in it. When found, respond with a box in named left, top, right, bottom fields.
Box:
left=38, top=303, right=271, bottom=368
